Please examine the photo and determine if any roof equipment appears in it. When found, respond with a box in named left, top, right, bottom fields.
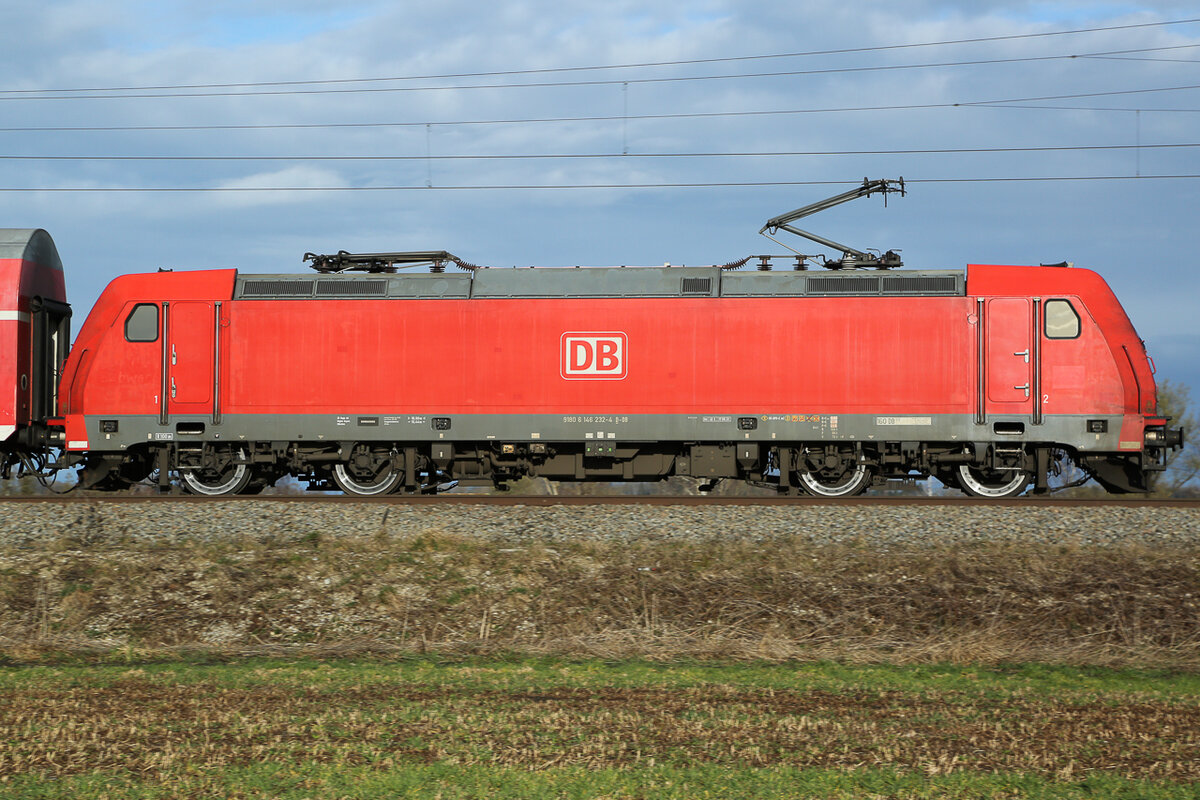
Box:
left=759, top=177, right=905, bottom=270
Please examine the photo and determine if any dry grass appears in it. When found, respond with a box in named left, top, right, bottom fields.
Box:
left=1, top=531, right=1198, bottom=668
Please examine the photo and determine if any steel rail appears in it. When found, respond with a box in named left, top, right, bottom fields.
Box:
left=0, top=494, right=1195, bottom=507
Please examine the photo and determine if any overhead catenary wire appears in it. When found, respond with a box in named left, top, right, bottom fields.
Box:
left=971, top=103, right=1199, bottom=112
left=1084, top=54, right=1200, bottom=63
left=2, top=20, right=1195, bottom=199
left=2, top=85, right=1198, bottom=134
left=2, top=143, right=1197, bottom=162
left=4, top=16, right=1197, bottom=95
left=2, top=45, right=1197, bottom=100
left=3, top=175, right=1198, bottom=193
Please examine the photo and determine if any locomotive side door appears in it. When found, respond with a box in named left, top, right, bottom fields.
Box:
left=165, top=301, right=215, bottom=417
left=984, top=298, right=1034, bottom=418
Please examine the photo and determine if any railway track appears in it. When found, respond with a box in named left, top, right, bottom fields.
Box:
left=3, top=492, right=1195, bottom=561
left=0, top=493, right=1196, bottom=507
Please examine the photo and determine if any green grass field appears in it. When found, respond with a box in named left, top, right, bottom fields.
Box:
left=2, top=657, right=1197, bottom=799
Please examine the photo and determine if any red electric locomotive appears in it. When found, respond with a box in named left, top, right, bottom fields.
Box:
left=0, top=181, right=1183, bottom=497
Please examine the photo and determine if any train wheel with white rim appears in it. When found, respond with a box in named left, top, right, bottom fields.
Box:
left=956, top=464, right=1030, bottom=499
left=332, top=445, right=403, bottom=496
left=798, top=463, right=872, bottom=497
left=180, top=448, right=253, bottom=496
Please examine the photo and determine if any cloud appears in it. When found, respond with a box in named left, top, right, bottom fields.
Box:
left=211, top=166, right=350, bottom=206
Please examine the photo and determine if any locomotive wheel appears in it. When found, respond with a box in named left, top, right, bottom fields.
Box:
left=332, top=446, right=402, bottom=496
left=332, top=463, right=403, bottom=496
left=956, top=464, right=1030, bottom=498
left=798, top=464, right=872, bottom=497
left=180, top=448, right=252, bottom=496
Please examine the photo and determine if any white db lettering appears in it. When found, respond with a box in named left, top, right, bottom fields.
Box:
left=561, top=332, right=626, bottom=379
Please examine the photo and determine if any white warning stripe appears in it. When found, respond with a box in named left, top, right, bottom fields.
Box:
left=0, top=310, right=30, bottom=322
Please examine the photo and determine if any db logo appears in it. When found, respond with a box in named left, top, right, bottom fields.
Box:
left=561, top=332, right=627, bottom=380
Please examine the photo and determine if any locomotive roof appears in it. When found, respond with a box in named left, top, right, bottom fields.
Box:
left=234, top=266, right=965, bottom=300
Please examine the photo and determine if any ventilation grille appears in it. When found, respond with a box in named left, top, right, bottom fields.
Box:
left=240, top=280, right=314, bottom=297
left=881, top=275, right=960, bottom=295
left=316, top=279, right=389, bottom=297
left=680, top=277, right=713, bottom=295
left=806, top=275, right=881, bottom=296
left=805, top=273, right=962, bottom=297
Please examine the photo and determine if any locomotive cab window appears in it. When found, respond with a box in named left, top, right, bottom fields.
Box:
left=1044, top=299, right=1080, bottom=339
left=124, top=303, right=159, bottom=342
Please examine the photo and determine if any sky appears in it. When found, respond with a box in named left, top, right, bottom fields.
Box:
left=2, top=0, right=1199, bottom=393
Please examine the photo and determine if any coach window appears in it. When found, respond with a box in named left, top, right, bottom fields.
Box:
left=1044, top=299, right=1080, bottom=339
left=124, top=303, right=159, bottom=342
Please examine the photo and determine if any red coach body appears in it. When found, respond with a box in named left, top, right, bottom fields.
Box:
left=0, top=230, right=69, bottom=447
